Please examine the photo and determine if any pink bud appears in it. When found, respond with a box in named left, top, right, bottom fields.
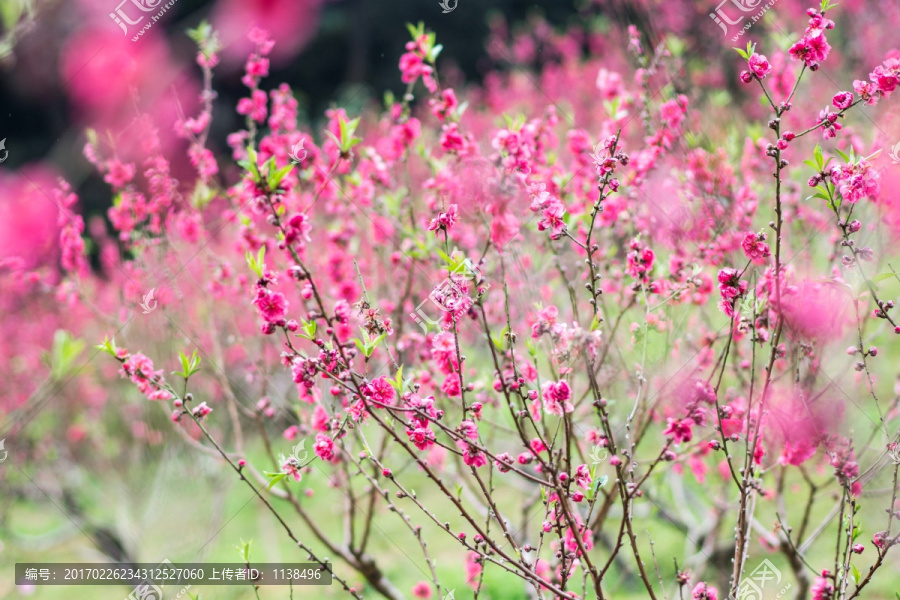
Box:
left=572, top=491, right=584, bottom=502
left=609, top=455, right=622, bottom=466
left=382, top=468, right=393, bottom=478
left=238, top=459, right=246, bottom=467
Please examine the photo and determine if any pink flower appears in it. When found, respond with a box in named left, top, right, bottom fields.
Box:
left=664, top=417, right=695, bottom=443
left=411, top=581, right=432, bottom=598
left=121, top=353, right=164, bottom=397
left=407, top=426, right=436, bottom=451
left=494, top=452, right=512, bottom=472
left=779, top=439, right=817, bottom=466
left=542, top=380, right=574, bottom=416
left=691, top=582, right=718, bottom=600
left=789, top=30, right=831, bottom=68
left=427, top=204, right=458, bottom=233
left=313, top=433, right=336, bottom=462
left=465, top=552, right=482, bottom=589
left=870, top=65, right=898, bottom=95
left=283, top=425, right=299, bottom=441
left=192, top=402, right=213, bottom=418
left=626, top=242, right=655, bottom=282
left=832, top=91, right=853, bottom=109
left=459, top=420, right=479, bottom=440
left=537, top=200, right=566, bottom=239
left=574, top=464, right=592, bottom=490
left=104, top=160, right=136, bottom=189
left=811, top=575, right=834, bottom=600
left=253, top=287, right=288, bottom=323
left=237, top=89, right=268, bottom=123
left=716, top=268, right=748, bottom=317
left=531, top=305, right=560, bottom=339
left=820, top=108, right=844, bottom=140
left=363, top=377, right=396, bottom=406
left=563, top=524, right=594, bottom=556
left=748, top=53, right=772, bottom=79
left=853, top=79, right=880, bottom=105
left=312, top=405, right=329, bottom=432
left=282, top=457, right=302, bottom=482
left=399, top=52, right=427, bottom=84
left=831, top=160, right=880, bottom=203
left=457, top=441, right=487, bottom=468
left=741, top=232, right=771, bottom=264
left=429, top=88, right=458, bottom=121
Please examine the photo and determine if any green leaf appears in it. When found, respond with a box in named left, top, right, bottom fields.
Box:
left=267, top=163, right=294, bottom=190
left=491, top=335, right=505, bottom=351
left=237, top=539, right=252, bottom=563
left=246, top=246, right=266, bottom=278
left=834, top=147, right=850, bottom=162
left=813, top=144, right=824, bottom=170
left=264, top=472, right=288, bottom=490
left=96, top=336, right=118, bottom=358
left=394, top=365, right=404, bottom=392
left=871, top=273, right=897, bottom=284
left=428, top=44, right=443, bottom=63
left=47, top=330, right=85, bottom=380
left=852, top=564, right=860, bottom=585
left=246, top=146, right=260, bottom=181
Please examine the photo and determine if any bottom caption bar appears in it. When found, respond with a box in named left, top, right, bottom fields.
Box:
left=15, top=562, right=333, bottom=586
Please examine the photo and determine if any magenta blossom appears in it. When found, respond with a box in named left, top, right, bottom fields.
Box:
left=748, top=53, right=772, bottom=79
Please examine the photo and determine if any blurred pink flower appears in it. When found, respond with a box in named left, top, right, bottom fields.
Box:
left=212, top=0, right=324, bottom=66
left=780, top=280, right=852, bottom=341
left=0, top=167, right=60, bottom=270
